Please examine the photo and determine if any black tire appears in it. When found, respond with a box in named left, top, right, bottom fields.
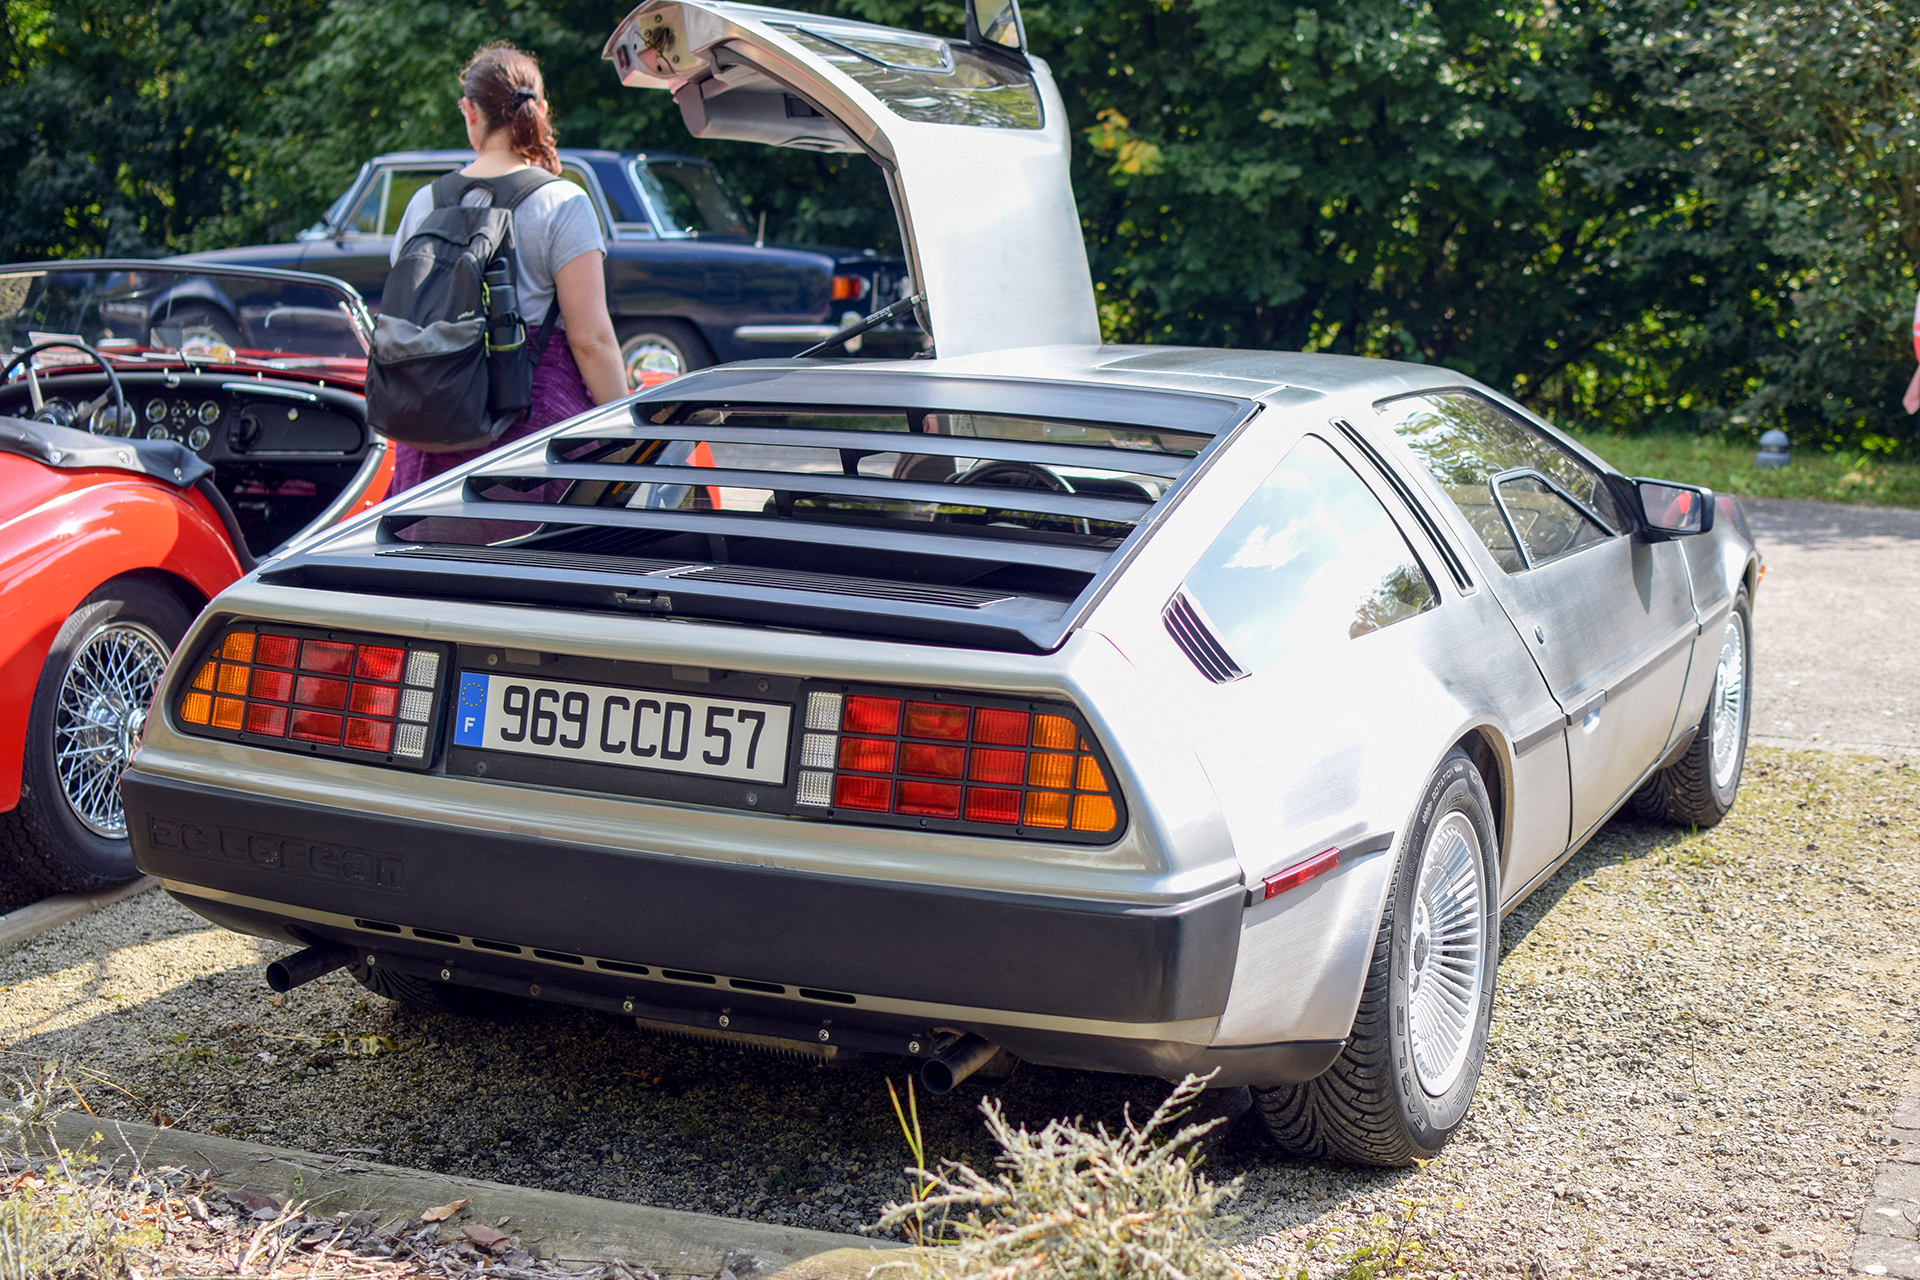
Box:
left=347, top=958, right=523, bottom=1019
left=617, top=319, right=713, bottom=386
left=0, top=579, right=190, bottom=899
left=1630, top=590, right=1751, bottom=828
left=1252, top=749, right=1499, bottom=1167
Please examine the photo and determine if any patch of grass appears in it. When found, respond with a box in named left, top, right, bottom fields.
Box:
left=877, top=1072, right=1244, bottom=1278
left=1566, top=428, right=1920, bottom=508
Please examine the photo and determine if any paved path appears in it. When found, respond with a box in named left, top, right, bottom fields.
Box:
left=1744, top=498, right=1920, bottom=755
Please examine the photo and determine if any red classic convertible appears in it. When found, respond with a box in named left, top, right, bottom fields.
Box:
left=0, top=262, right=393, bottom=897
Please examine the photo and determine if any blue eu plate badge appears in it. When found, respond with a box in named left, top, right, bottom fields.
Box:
left=454, top=673, right=489, bottom=746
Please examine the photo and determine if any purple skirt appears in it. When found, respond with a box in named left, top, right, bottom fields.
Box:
left=387, top=333, right=598, bottom=496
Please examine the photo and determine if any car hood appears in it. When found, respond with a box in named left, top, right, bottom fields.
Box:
left=603, top=1, right=1098, bottom=360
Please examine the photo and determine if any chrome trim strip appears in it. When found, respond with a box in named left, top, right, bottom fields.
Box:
left=221, top=381, right=318, bottom=403
left=164, top=880, right=1219, bottom=1045
left=733, top=324, right=841, bottom=342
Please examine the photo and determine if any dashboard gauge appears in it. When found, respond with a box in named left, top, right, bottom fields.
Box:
left=197, top=400, right=220, bottom=425
left=186, top=425, right=212, bottom=451
left=90, top=403, right=134, bottom=437
left=144, top=398, right=168, bottom=423
left=145, top=423, right=172, bottom=442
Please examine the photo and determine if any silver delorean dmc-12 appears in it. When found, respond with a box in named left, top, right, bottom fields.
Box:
left=122, top=0, right=1759, bottom=1167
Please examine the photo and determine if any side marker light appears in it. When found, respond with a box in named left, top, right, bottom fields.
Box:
left=1261, top=847, right=1341, bottom=901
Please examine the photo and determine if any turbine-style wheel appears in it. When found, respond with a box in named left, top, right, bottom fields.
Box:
left=1253, top=748, right=1499, bottom=1166
left=1631, top=589, right=1752, bottom=827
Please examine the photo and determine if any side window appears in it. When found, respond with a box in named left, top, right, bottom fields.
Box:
left=1183, top=435, right=1437, bottom=675
left=343, top=173, right=386, bottom=236
left=1495, top=474, right=1609, bottom=566
left=558, top=166, right=613, bottom=236
left=1375, top=391, right=1623, bottom=574
left=381, top=171, right=452, bottom=235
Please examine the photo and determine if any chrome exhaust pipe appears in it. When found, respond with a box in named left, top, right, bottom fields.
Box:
left=266, top=944, right=353, bottom=994
left=920, top=1034, right=999, bottom=1095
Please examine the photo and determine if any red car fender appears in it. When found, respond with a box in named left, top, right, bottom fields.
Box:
left=0, top=455, right=243, bottom=812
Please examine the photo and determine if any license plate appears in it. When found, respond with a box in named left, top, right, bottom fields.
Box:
left=452, top=672, right=791, bottom=785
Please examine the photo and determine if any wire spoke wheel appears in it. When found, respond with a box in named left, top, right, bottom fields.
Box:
left=51, top=621, right=169, bottom=837
left=1404, top=810, right=1487, bottom=1097
left=1709, top=615, right=1746, bottom=792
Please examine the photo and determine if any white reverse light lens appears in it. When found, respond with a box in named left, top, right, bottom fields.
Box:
left=805, top=691, right=843, bottom=731
left=796, top=771, right=833, bottom=807
left=394, top=722, right=428, bottom=758
left=801, top=732, right=836, bottom=769
left=399, top=688, right=433, bottom=723
left=404, top=651, right=441, bottom=687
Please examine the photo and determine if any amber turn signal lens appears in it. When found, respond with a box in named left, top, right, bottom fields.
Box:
left=1076, top=755, right=1109, bottom=793
left=191, top=661, right=216, bottom=692
left=1023, top=790, right=1071, bottom=829
left=180, top=691, right=212, bottom=725
left=221, top=632, right=255, bottom=663
left=830, top=274, right=868, bottom=301
left=1071, top=794, right=1117, bottom=833
left=1032, top=714, right=1076, bottom=750
left=211, top=697, right=245, bottom=731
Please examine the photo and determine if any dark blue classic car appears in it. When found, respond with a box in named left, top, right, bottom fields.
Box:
left=179, top=149, right=921, bottom=381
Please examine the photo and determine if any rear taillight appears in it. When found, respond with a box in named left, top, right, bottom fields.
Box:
left=830, top=274, right=869, bottom=302
left=175, top=624, right=447, bottom=767
left=794, top=688, right=1122, bottom=840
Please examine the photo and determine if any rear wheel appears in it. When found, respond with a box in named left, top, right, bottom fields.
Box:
left=617, top=319, right=713, bottom=386
left=1252, top=749, right=1498, bottom=1167
left=1631, top=591, right=1751, bottom=828
left=0, top=580, right=188, bottom=899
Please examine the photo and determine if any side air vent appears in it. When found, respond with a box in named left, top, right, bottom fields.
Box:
left=1162, top=591, right=1246, bottom=683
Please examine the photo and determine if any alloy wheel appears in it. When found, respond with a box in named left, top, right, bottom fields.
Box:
left=1405, top=810, right=1488, bottom=1097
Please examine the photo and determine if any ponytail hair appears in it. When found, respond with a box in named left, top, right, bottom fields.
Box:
left=461, top=42, right=561, bottom=175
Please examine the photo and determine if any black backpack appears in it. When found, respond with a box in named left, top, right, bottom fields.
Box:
left=367, top=169, right=561, bottom=453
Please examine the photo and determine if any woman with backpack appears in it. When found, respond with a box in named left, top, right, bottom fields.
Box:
left=382, top=42, right=627, bottom=495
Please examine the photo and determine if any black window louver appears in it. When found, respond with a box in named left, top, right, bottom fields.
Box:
left=263, top=368, right=1259, bottom=653
left=1162, top=591, right=1246, bottom=683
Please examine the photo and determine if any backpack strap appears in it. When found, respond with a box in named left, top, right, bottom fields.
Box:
left=427, top=168, right=561, bottom=211
left=528, top=298, right=562, bottom=366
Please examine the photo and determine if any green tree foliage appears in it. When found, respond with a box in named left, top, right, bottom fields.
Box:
left=1, top=0, right=1916, bottom=445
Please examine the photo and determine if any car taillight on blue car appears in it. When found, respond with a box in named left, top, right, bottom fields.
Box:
left=175, top=625, right=448, bottom=767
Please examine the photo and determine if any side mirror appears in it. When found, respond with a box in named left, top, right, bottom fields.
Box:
left=966, top=0, right=1027, bottom=53
left=1634, top=478, right=1715, bottom=540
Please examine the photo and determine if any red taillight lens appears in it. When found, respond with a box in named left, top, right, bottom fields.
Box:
left=901, top=742, right=964, bottom=778
left=838, top=736, right=897, bottom=773
left=834, top=775, right=892, bottom=811
left=896, top=781, right=960, bottom=818
left=290, top=709, right=343, bottom=743
left=245, top=703, right=287, bottom=736
left=178, top=627, right=443, bottom=764
left=299, top=639, right=355, bottom=675
left=844, top=695, right=902, bottom=735
left=830, top=274, right=868, bottom=301
left=964, top=787, right=1022, bottom=825
left=294, top=676, right=349, bottom=710
left=795, top=689, right=1121, bottom=838
left=355, top=645, right=406, bottom=682
left=972, top=707, right=1029, bottom=745
left=255, top=634, right=299, bottom=668
left=905, top=701, right=968, bottom=740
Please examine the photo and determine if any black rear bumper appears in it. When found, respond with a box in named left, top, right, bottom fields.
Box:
left=120, top=768, right=1324, bottom=1081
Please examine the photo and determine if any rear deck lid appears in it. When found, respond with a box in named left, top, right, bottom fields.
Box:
left=601, top=1, right=1095, bottom=360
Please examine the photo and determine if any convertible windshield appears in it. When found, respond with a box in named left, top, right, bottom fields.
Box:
left=0, top=263, right=372, bottom=373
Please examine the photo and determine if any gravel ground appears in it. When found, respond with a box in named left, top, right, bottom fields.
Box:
left=0, top=746, right=1914, bottom=1279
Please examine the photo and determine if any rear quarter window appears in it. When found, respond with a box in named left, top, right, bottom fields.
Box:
left=1183, top=434, right=1436, bottom=675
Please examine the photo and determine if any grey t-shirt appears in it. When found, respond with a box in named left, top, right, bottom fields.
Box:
left=391, top=175, right=605, bottom=330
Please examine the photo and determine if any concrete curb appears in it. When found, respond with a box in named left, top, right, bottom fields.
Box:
left=1853, top=1093, right=1920, bottom=1278
left=0, top=876, right=156, bottom=951
left=46, top=1112, right=903, bottom=1279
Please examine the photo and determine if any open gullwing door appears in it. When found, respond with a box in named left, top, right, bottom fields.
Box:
left=602, top=0, right=1099, bottom=359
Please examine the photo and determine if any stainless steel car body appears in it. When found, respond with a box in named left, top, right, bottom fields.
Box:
left=121, top=2, right=1759, bottom=1090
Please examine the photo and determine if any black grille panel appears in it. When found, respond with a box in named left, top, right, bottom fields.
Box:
left=1162, top=591, right=1246, bottom=683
